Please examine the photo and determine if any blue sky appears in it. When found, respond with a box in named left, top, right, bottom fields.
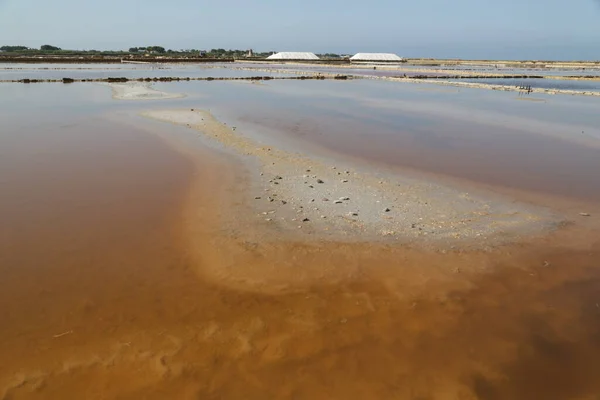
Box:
left=1, top=0, right=599, bottom=60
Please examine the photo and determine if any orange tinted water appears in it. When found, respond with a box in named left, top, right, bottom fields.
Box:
left=1, top=97, right=600, bottom=399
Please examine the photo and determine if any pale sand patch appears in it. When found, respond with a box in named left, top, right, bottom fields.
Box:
left=140, top=109, right=560, bottom=247
left=106, top=82, right=185, bottom=100
left=367, top=76, right=600, bottom=97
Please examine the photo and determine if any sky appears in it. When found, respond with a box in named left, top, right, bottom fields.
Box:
left=0, top=0, right=599, bottom=60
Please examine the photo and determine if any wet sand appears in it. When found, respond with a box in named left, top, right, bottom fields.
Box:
left=1, top=83, right=600, bottom=399
left=142, top=109, right=559, bottom=247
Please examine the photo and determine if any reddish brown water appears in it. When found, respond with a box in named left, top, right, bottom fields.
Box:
left=1, top=87, right=600, bottom=398
left=1, top=116, right=599, bottom=399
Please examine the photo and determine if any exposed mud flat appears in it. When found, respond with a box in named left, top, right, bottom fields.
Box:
left=141, top=109, right=560, bottom=248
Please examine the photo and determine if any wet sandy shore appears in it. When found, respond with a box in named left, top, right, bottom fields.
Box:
left=142, top=109, right=560, bottom=248
left=1, top=83, right=600, bottom=399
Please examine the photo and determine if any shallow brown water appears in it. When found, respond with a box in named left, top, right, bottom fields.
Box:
left=1, top=85, right=600, bottom=399
left=1, top=116, right=600, bottom=399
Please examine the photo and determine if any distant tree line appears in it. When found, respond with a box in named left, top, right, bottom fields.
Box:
left=0, top=45, right=30, bottom=52
left=128, top=46, right=166, bottom=54
left=0, top=45, right=308, bottom=59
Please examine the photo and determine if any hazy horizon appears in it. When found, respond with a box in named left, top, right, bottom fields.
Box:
left=1, top=0, right=599, bottom=60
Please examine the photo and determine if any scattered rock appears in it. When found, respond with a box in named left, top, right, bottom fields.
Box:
left=302, top=218, right=310, bottom=222
left=281, top=200, right=287, bottom=205
left=311, top=199, right=315, bottom=202
left=317, top=179, right=324, bottom=184
left=341, top=179, right=348, bottom=183
left=349, top=212, right=359, bottom=217
left=265, top=218, right=272, bottom=222
left=384, top=208, right=391, bottom=212
left=579, top=212, right=591, bottom=217
left=275, top=176, right=283, bottom=180
left=322, top=198, right=329, bottom=202
left=340, top=197, right=350, bottom=201
left=321, top=215, right=327, bottom=219
left=254, top=196, right=261, bottom=200
left=334, top=200, right=343, bottom=204
left=309, top=185, right=314, bottom=188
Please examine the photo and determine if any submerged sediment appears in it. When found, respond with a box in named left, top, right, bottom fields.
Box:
left=141, top=109, right=561, bottom=247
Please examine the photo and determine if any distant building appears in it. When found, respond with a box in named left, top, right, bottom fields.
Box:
left=350, top=53, right=403, bottom=62
left=266, top=52, right=320, bottom=60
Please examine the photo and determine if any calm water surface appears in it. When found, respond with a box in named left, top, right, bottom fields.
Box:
left=1, top=79, right=600, bottom=399
left=150, top=79, right=600, bottom=203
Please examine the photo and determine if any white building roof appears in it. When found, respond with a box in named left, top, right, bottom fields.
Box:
left=350, top=53, right=403, bottom=61
left=267, top=52, right=320, bottom=60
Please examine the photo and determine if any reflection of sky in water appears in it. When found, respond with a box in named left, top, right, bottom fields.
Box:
left=148, top=79, right=600, bottom=142
left=453, top=78, right=600, bottom=91
left=0, top=63, right=297, bottom=80
left=236, top=62, right=600, bottom=77
left=154, top=79, right=600, bottom=201
left=2, top=77, right=599, bottom=201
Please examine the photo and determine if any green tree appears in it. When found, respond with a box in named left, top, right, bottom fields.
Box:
left=146, top=46, right=165, bottom=53
left=40, top=44, right=61, bottom=51
left=0, top=45, right=29, bottom=52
